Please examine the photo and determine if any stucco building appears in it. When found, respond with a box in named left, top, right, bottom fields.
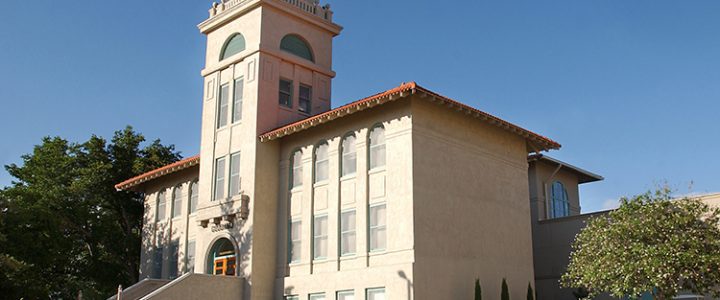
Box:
left=111, top=0, right=617, bottom=299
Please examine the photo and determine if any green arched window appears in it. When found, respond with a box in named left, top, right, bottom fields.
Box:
left=220, top=33, right=246, bottom=61
left=280, top=34, right=314, bottom=62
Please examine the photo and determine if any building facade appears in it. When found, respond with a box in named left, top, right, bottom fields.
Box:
left=113, top=1, right=620, bottom=299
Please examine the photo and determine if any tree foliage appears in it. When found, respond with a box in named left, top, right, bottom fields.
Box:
left=501, top=278, right=509, bottom=300
left=561, top=187, right=720, bottom=300
left=474, top=278, right=482, bottom=300
left=0, top=126, right=180, bottom=298
left=526, top=282, right=534, bottom=300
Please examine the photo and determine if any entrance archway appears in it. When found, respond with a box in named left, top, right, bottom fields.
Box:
left=206, top=238, right=237, bottom=276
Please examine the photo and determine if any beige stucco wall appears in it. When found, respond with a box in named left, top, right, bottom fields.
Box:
left=274, top=99, right=415, bottom=299
left=139, top=166, right=200, bottom=280
left=410, top=97, right=536, bottom=299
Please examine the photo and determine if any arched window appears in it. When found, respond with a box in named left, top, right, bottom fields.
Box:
left=291, top=150, right=303, bottom=188
left=280, top=34, right=314, bottom=62
left=314, top=142, right=329, bottom=183
left=172, top=185, right=183, bottom=218
left=189, top=180, right=198, bottom=213
left=206, top=238, right=237, bottom=276
left=369, top=126, right=386, bottom=170
left=157, top=190, right=167, bottom=221
left=551, top=181, right=570, bottom=218
left=220, top=33, right=246, bottom=61
left=341, top=134, right=357, bottom=176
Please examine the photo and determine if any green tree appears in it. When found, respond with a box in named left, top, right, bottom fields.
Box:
left=474, top=278, right=482, bottom=300
left=561, top=187, right=720, bottom=300
left=526, top=282, right=534, bottom=300
left=501, top=278, right=509, bottom=300
left=0, top=126, right=180, bottom=298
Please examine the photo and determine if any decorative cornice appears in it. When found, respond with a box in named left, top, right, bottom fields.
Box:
left=114, top=155, right=200, bottom=191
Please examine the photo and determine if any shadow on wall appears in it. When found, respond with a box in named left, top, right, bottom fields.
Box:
left=398, top=270, right=413, bottom=300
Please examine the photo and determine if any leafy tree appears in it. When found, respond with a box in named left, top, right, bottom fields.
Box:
left=561, top=187, right=720, bottom=300
left=526, top=282, right=534, bottom=300
left=501, top=278, right=509, bottom=300
left=474, top=278, right=482, bottom=300
left=0, top=126, right=180, bottom=298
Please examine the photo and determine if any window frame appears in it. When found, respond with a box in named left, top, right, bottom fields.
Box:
left=156, top=190, right=167, bottom=222
left=368, top=203, right=387, bottom=252
left=217, top=83, right=230, bottom=129
left=299, top=84, right=312, bottom=114
left=336, top=290, right=354, bottom=300
left=366, top=288, right=386, bottom=300
left=314, top=142, right=329, bottom=183
left=288, top=218, right=302, bottom=264
left=308, top=293, right=326, bottom=300
left=189, top=180, right=198, bottom=214
left=172, top=185, right=183, bottom=219
left=341, top=134, right=357, bottom=177
left=550, top=181, right=570, bottom=218
left=340, top=209, right=357, bottom=256
left=313, top=214, right=329, bottom=260
left=229, top=152, right=241, bottom=198
left=290, top=150, right=303, bottom=189
left=279, top=78, right=293, bottom=108
left=232, top=77, right=244, bottom=123
left=185, top=239, right=196, bottom=273
left=214, top=157, right=227, bottom=201
left=219, top=33, right=246, bottom=61
left=368, top=125, right=386, bottom=171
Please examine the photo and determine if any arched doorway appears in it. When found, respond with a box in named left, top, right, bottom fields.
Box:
left=206, top=238, right=237, bottom=276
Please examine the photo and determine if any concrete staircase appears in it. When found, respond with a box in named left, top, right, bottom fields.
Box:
left=110, top=274, right=245, bottom=300
left=107, top=278, right=170, bottom=300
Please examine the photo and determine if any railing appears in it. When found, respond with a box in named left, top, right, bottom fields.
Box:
left=209, top=0, right=333, bottom=21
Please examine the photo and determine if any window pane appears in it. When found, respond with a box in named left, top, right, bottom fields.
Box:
left=369, top=205, right=387, bottom=251
left=337, top=291, right=354, bottom=300
left=153, top=247, right=163, bottom=279
left=299, top=85, right=311, bottom=113
left=341, top=135, right=357, bottom=176
left=169, top=241, right=179, bottom=279
left=189, top=181, right=198, bottom=213
left=289, top=220, right=301, bottom=263
left=186, top=240, right=195, bottom=273
left=279, top=79, right=293, bottom=107
left=369, top=127, right=386, bottom=169
left=309, top=293, right=325, bottom=300
left=172, top=187, right=182, bottom=218
left=214, top=158, right=226, bottom=200
left=314, top=216, right=328, bottom=259
left=217, top=84, right=229, bottom=128
left=341, top=210, right=356, bottom=255
left=366, top=288, right=385, bottom=300
left=286, top=296, right=299, bottom=300
left=233, top=78, right=243, bottom=123
left=291, top=151, right=303, bottom=188
left=229, top=152, right=241, bottom=197
left=314, top=143, right=329, bottom=182
left=157, top=191, right=166, bottom=221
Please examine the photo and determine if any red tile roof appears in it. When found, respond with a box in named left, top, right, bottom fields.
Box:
left=114, top=155, right=200, bottom=191
left=259, top=82, right=561, bottom=151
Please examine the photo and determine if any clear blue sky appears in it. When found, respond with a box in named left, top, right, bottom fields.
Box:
left=1, top=0, right=719, bottom=212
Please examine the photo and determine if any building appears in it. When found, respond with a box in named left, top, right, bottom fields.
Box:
left=112, top=0, right=614, bottom=299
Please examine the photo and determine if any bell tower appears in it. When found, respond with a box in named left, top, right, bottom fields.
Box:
left=194, top=0, right=341, bottom=299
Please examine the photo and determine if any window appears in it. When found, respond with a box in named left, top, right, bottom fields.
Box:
left=551, top=181, right=570, bottom=218
left=186, top=240, right=196, bottom=273
left=172, top=186, right=182, bottom=218
left=314, top=143, right=329, bottom=183
left=157, top=190, right=167, bottom=221
left=313, top=215, right=328, bottom=260
left=369, top=204, right=387, bottom=252
left=217, top=83, right=230, bottom=128
left=289, top=219, right=301, bottom=263
left=280, top=34, right=314, bottom=62
left=233, top=78, right=243, bottom=123
left=309, top=293, right=326, bottom=300
left=286, top=296, right=299, bottom=300
left=220, top=33, right=246, bottom=60
left=369, top=126, right=386, bottom=170
left=341, top=135, right=357, bottom=176
left=214, top=157, right=226, bottom=200
left=340, top=210, right=356, bottom=256
left=291, top=150, right=303, bottom=188
left=337, top=291, right=354, bottom=300
left=168, top=240, right=179, bottom=279
left=366, top=288, right=385, bottom=300
left=189, top=181, right=198, bottom=213
left=152, top=246, right=163, bottom=278
left=279, top=79, right=293, bottom=108
left=229, top=152, right=241, bottom=197
left=299, top=84, right=311, bottom=113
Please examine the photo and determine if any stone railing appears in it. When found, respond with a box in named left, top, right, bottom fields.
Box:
left=209, top=0, right=333, bottom=21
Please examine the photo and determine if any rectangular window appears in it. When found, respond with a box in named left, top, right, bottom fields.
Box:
left=309, top=293, right=326, bottom=300
left=157, top=191, right=166, bottom=221
left=299, top=84, right=311, bottom=113
left=340, top=210, right=356, bottom=256
left=292, top=152, right=303, bottom=188
left=313, top=215, right=328, bottom=260
left=186, top=240, right=196, bottom=273
left=369, top=204, right=387, bottom=252
left=337, top=291, right=354, bottom=300
left=217, top=83, right=229, bottom=128
left=289, top=219, right=301, bottom=263
left=286, top=296, right=299, bottom=300
left=153, top=246, right=163, bottom=279
left=214, top=157, right=226, bottom=201
left=232, top=78, right=243, bottom=123
left=366, top=288, right=385, bottom=300
left=168, top=240, right=179, bottom=279
left=279, top=79, right=293, bottom=108
left=229, top=152, right=241, bottom=197
left=189, top=181, right=198, bottom=213
left=172, top=188, right=182, bottom=218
